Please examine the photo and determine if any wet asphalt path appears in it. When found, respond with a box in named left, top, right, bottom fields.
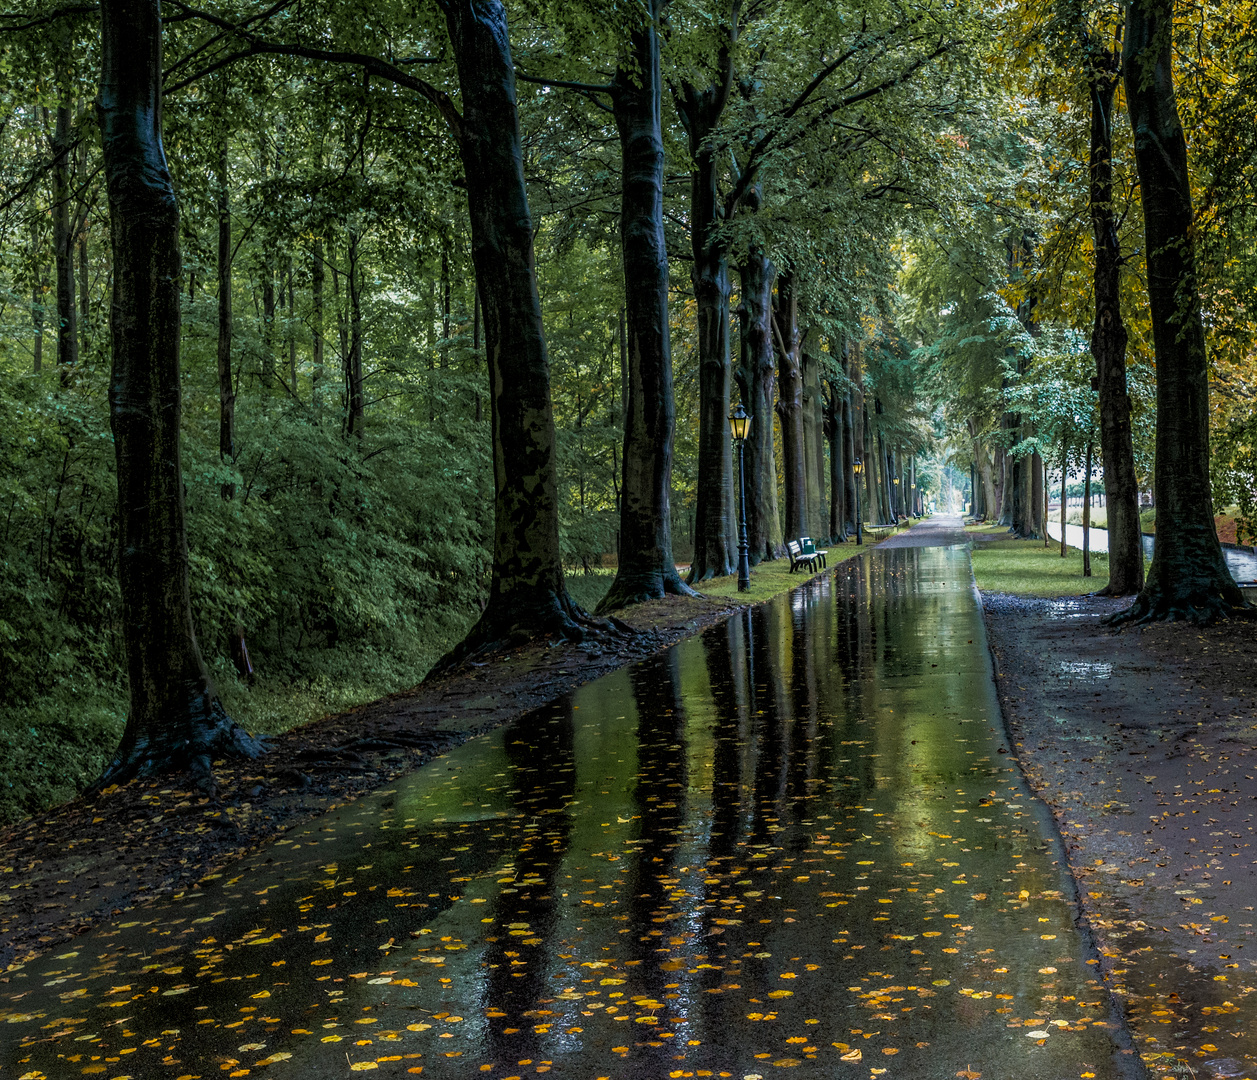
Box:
left=1, top=523, right=1140, bottom=1078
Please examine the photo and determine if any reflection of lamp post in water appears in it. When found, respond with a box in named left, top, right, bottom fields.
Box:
left=853, top=457, right=864, bottom=545
left=730, top=404, right=752, bottom=592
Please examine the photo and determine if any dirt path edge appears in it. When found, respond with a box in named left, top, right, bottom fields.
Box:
left=0, top=589, right=759, bottom=973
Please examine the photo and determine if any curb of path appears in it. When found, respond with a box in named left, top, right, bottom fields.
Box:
left=972, top=574, right=1153, bottom=1080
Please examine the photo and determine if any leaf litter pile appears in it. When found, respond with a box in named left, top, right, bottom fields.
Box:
left=2, top=547, right=1135, bottom=1078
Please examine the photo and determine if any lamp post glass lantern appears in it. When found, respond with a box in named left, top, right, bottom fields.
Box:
left=730, top=405, right=752, bottom=591
left=852, top=457, right=864, bottom=545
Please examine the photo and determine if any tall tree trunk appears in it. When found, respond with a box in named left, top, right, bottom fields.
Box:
left=216, top=125, right=235, bottom=499
left=1031, top=448, right=1044, bottom=537
left=969, top=437, right=983, bottom=519
left=1060, top=451, right=1068, bottom=558
left=678, top=22, right=737, bottom=584
left=864, top=407, right=878, bottom=522
left=346, top=228, right=364, bottom=437
left=77, top=124, right=90, bottom=350
left=774, top=271, right=807, bottom=540
left=31, top=207, right=44, bottom=373
left=993, top=452, right=1006, bottom=524
left=826, top=378, right=846, bottom=542
left=331, top=248, right=348, bottom=378
left=258, top=130, right=276, bottom=388
left=1088, top=51, right=1143, bottom=595
left=876, top=429, right=892, bottom=524
left=1013, top=451, right=1025, bottom=533
left=51, top=99, right=79, bottom=376
left=977, top=442, right=997, bottom=521
left=311, top=238, right=324, bottom=400
left=78, top=154, right=90, bottom=344
left=1111, top=0, right=1243, bottom=622
left=736, top=248, right=783, bottom=562
left=436, top=0, right=601, bottom=659
left=474, top=286, right=483, bottom=423
left=852, top=355, right=868, bottom=524
left=286, top=255, right=296, bottom=393
left=996, top=416, right=1014, bottom=525
left=97, top=0, right=261, bottom=787
left=687, top=221, right=736, bottom=582
left=1043, top=456, right=1050, bottom=547
left=1083, top=440, right=1094, bottom=577
left=1010, top=450, right=1030, bottom=535
left=869, top=417, right=879, bottom=523
left=894, top=449, right=904, bottom=518
left=802, top=339, right=825, bottom=537
left=843, top=347, right=858, bottom=533
left=599, top=0, right=696, bottom=611
left=261, top=261, right=275, bottom=386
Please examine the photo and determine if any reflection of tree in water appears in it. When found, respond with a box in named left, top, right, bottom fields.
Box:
left=787, top=589, right=818, bottom=824
left=830, top=555, right=878, bottom=797
left=482, top=700, right=576, bottom=1065
left=704, top=613, right=748, bottom=861
left=750, top=600, right=787, bottom=844
left=694, top=613, right=752, bottom=1009
left=623, top=650, right=689, bottom=1061
left=833, top=555, right=867, bottom=683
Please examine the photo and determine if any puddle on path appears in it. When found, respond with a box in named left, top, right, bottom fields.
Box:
left=2, top=546, right=1137, bottom=1079
left=1060, top=661, right=1115, bottom=682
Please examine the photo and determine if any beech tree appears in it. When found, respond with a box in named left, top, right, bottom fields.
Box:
left=1110, top=0, right=1245, bottom=622
left=437, top=0, right=608, bottom=651
left=1021, top=0, right=1145, bottom=592
left=736, top=238, right=785, bottom=561
left=773, top=270, right=809, bottom=539
left=598, top=0, right=698, bottom=610
left=97, top=0, right=263, bottom=785
left=675, top=6, right=739, bottom=583
left=1082, top=22, right=1143, bottom=595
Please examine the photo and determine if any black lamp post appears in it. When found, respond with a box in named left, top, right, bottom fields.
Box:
left=892, top=474, right=900, bottom=521
left=730, top=404, right=752, bottom=591
left=852, top=457, right=864, bottom=545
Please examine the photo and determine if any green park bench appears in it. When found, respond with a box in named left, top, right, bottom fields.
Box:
left=786, top=539, right=824, bottom=572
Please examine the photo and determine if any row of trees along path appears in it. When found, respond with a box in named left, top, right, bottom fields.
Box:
left=5, top=0, right=1248, bottom=793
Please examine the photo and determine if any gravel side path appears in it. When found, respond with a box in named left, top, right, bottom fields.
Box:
left=984, top=591, right=1257, bottom=1078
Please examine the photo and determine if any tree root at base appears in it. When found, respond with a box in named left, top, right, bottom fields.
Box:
left=1104, top=587, right=1255, bottom=627
left=91, top=698, right=268, bottom=797
left=430, top=587, right=633, bottom=676
left=596, top=567, right=700, bottom=614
